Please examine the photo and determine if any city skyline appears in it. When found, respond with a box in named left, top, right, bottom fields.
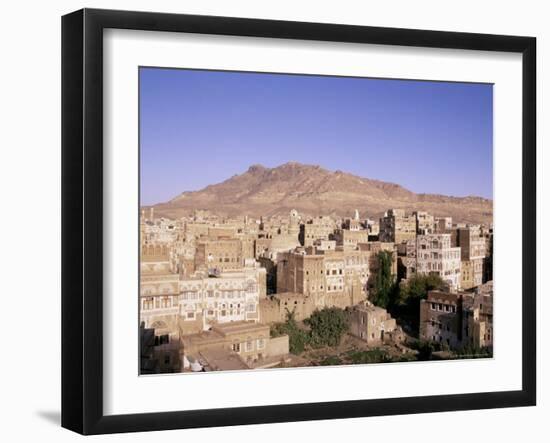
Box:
left=139, top=67, right=493, bottom=206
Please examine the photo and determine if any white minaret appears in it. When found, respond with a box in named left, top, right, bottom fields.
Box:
left=149, top=207, right=154, bottom=221
left=354, top=209, right=360, bottom=221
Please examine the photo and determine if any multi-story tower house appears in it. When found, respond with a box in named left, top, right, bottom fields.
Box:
left=194, top=238, right=244, bottom=273
left=379, top=209, right=417, bottom=244
left=407, top=233, right=462, bottom=291
left=139, top=244, right=181, bottom=338
left=300, top=216, right=336, bottom=247
left=179, top=259, right=266, bottom=335
left=456, top=226, right=486, bottom=288
left=276, top=247, right=369, bottom=310
left=420, top=282, right=493, bottom=350
left=434, top=216, right=453, bottom=233
left=413, top=211, right=435, bottom=234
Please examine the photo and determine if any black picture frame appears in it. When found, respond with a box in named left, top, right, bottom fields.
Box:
left=61, top=8, right=537, bottom=435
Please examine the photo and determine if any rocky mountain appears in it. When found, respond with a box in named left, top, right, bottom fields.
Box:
left=148, top=162, right=493, bottom=224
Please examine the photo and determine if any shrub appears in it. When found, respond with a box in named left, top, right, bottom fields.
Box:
left=271, top=309, right=311, bottom=354
left=306, top=307, right=349, bottom=348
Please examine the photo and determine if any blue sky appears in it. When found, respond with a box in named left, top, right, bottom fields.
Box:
left=140, top=67, right=493, bottom=205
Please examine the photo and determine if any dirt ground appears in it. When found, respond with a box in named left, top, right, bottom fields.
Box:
left=284, top=333, right=418, bottom=368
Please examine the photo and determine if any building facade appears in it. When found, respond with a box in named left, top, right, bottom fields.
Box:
left=379, top=209, right=417, bottom=244
left=406, top=234, right=462, bottom=291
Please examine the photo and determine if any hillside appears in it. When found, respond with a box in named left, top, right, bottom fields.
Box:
left=148, top=162, right=492, bottom=224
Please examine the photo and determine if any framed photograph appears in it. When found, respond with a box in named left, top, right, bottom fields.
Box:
left=61, top=8, right=536, bottom=435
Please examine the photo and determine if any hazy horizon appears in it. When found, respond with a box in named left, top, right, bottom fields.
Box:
left=140, top=68, right=493, bottom=206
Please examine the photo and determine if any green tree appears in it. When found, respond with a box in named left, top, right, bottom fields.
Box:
left=398, top=274, right=447, bottom=308
left=306, top=307, right=349, bottom=348
left=396, top=274, right=447, bottom=333
left=371, top=250, right=397, bottom=309
left=270, top=309, right=310, bottom=355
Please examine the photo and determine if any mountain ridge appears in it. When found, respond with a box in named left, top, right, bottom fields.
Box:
left=149, top=162, right=492, bottom=224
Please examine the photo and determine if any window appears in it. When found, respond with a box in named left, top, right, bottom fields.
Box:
left=232, top=343, right=241, bottom=352
left=143, top=297, right=154, bottom=310
left=155, top=334, right=169, bottom=346
left=257, top=338, right=265, bottom=350
left=245, top=340, right=253, bottom=352
left=186, top=312, right=195, bottom=320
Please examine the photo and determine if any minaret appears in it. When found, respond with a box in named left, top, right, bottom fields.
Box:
left=289, top=209, right=300, bottom=237
left=354, top=209, right=360, bottom=221
left=149, top=207, right=154, bottom=222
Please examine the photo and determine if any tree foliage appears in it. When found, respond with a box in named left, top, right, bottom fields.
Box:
left=306, top=307, right=349, bottom=348
left=270, top=309, right=310, bottom=354
left=371, top=250, right=397, bottom=309
left=398, top=273, right=447, bottom=306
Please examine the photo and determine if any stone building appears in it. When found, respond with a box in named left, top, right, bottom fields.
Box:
left=379, top=209, right=417, bottom=244
left=184, top=221, right=210, bottom=239
left=140, top=323, right=182, bottom=374
left=255, top=210, right=301, bottom=259
left=181, top=321, right=289, bottom=371
left=343, top=209, right=363, bottom=231
left=140, top=216, right=182, bottom=245
left=254, top=237, right=272, bottom=259
left=413, top=211, right=435, bottom=234
left=462, top=282, right=493, bottom=348
left=139, top=244, right=181, bottom=337
left=300, top=216, right=336, bottom=247
left=276, top=249, right=325, bottom=307
left=194, top=238, right=244, bottom=272
left=434, top=216, right=453, bottom=233
left=332, top=228, right=369, bottom=251
left=365, top=218, right=380, bottom=237
left=460, top=259, right=475, bottom=290
left=276, top=247, right=369, bottom=310
left=356, top=241, right=397, bottom=294
left=419, top=284, right=493, bottom=350
left=178, top=260, right=267, bottom=335
left=405, top=234, right=462, bottom=291
left=419, top=290, right=462, bottom=348
left=259, top=292, right=315, bottom=323
left=456, top=226, right=486, bottom=288
left=347, top=301, right=403, bottom=346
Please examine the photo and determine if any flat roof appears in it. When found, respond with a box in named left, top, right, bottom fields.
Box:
left=213, top=321, right=269, bottom=335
